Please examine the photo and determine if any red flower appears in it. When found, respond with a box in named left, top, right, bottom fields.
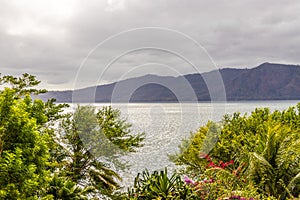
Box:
left=199, top=153, right=212, bottom=162
left=218, top=161, right=225, bottom=168
left=208, top=162, right=215, bottom=167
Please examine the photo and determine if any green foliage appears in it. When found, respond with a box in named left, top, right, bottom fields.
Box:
left=97, top=106, right=145, bottom=152
left=0, top=73, right=145, bottom=199
left=3, top=72, right=299, bottom=199
left=0, top=73, right=47, bottom=96
left=58, top=106, right=120, bottom=196
left=172, top=105, right=300, bottom=199
left=169, top=121, right=219, bottom=173
left=247, top=121, right=300, bottom=199
left=0, top=89, right=51, bottom=199
left=57, top=105, right=145, bottom=198
left=0, top=73, right=83, bottom=199
left=187, top=157, right=260, bottom=199
left=127, top=168, right=193, bottom=200
left=45, top=175, right=94, bottom=200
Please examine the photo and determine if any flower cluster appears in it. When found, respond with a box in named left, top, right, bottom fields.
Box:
left=183, top=154, right=255, bottom=199
left=183, top=176, right=194, bottom=185
left=183, top=176, right=214, bottom=185
left=200, top=153, right=234, bottom=169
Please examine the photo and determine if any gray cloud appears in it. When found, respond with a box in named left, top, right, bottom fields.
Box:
left=0, top=0, right=300, bottom=90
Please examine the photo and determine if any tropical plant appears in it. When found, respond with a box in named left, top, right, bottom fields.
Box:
left=127, top=168, right=193, bottom=200
left=247, top=120, right=300, bottom=199
left=45, top=175, right=94, bottom=200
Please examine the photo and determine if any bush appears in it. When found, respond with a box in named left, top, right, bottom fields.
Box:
left=172, top=105, right=300, bottom=199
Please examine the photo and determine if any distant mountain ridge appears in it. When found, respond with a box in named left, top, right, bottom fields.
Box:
left=39, top=63, right=300, bottom=102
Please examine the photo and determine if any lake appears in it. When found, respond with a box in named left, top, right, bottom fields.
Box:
left=68, top=101, right=299, bottom=187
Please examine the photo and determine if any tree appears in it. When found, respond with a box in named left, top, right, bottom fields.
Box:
left=57, top=105, right=145, bottom=198
left=0, top=73, right=47, bottom=96
left=0, top=73, right=145, bottom=199
left=0, top=73, right=71, bottom=199
left=0, top=88, right=50, bottom=199
left=97, top=106, right=144, bottom=152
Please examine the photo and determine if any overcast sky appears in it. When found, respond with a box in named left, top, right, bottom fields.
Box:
left=1, top=0, right=300, bottom=90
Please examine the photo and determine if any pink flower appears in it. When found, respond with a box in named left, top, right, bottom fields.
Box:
left=184, top=176, right=194, bottom=185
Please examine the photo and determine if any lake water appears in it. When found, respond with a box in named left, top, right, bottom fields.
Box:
left=69, top=101, right=299, bottom=187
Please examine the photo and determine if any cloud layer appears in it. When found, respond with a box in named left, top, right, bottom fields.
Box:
left=1, top=0, right=300, bottom=89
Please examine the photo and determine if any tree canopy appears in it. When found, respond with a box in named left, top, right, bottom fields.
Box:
left=0, top=73, right=144, bottom=199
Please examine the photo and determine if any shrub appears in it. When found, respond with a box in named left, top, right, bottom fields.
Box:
left=172, top=105, right=300, bottom=199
